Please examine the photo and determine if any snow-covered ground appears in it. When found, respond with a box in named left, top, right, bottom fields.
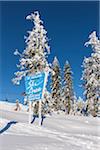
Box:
left=0, top=101, right=100, bottom=150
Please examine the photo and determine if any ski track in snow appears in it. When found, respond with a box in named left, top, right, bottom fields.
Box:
left=0, top=102, right=100, bottom=150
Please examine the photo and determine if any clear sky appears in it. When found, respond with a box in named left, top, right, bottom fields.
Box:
left=0, top=1, right=99, bottom=103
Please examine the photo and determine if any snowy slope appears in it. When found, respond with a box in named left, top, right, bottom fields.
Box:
left=0, top=101, right=100, bottom=150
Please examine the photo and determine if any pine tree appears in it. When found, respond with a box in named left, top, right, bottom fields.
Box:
left=51, top=57, right=62, bottom=111
left=63, top=61, right=74, bottom=114
left=12, top=11, right=50, bottom=85
left=12, top=11, right=51, bottom=114
left=82, top=31, right=100, bottom=117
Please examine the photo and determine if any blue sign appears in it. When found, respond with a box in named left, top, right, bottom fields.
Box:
left=25, top=72, right=45, bottom=101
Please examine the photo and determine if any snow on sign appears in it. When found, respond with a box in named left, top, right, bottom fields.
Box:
left=25, top=72, right=46, bottom=101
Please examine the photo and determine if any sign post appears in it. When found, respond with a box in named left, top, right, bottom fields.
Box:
left=29, top=100, right=32, bottom=124
left=39, top=100, right=42, bottom=126
left=25, top=72, right=48, bottom=125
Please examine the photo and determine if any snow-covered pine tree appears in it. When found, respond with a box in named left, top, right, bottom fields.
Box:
left=12, top=11, right=51, bottom=114
left=63, top=61, right=74, bottom=114
left=51, top=57, right=62, bottom=112
left=12, top=11, right=50, bottom=84
left=82, top=31, right=100, bottom=117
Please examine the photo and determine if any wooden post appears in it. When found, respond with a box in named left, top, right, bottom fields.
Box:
left=39, top=100, right=42, bottom=126
left=29, top=101, right=32, bottom=124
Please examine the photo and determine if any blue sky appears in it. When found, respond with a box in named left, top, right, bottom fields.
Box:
left=0, top=1, right=99, bottom=103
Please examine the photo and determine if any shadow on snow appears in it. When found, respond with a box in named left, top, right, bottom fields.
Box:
left=0, top=121, right=17, bottom=134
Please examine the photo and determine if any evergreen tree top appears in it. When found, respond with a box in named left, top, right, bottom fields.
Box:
left=53, top=56, right=60, bottom=67
left=85, top=31, right=100, bottom=54
left=64, top=60, right=73, bottom=75
left=25, top=11, right=50, bottom=54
